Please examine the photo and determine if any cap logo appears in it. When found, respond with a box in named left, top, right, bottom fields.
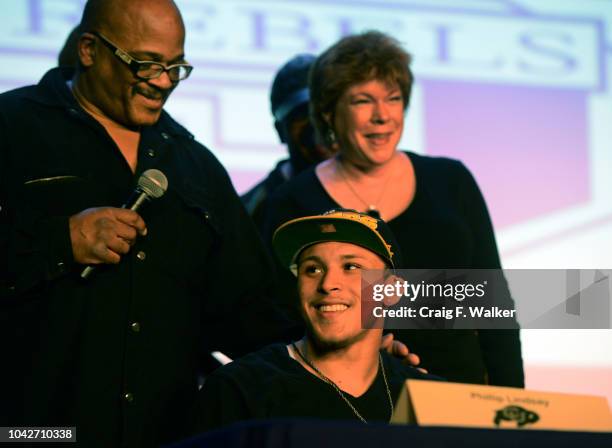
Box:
left=319, top=223, right=337, bottom=233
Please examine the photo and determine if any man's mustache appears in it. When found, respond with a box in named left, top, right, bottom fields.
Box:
left=135, top=86, right=168, bottom=101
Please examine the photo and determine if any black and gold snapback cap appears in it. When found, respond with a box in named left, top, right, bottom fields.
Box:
left=272, top=209, right=400, bottom=275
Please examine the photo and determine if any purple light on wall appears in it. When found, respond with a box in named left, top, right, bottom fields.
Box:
left=422, top=79, right=591, bottom=228
left=232, top=170, right=269, bottom=194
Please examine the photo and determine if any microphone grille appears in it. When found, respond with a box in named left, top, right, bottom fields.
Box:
left=138, top=169, right=168, bottom=199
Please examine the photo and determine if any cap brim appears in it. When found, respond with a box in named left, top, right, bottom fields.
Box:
left=273, top=215, right=395, bottom=272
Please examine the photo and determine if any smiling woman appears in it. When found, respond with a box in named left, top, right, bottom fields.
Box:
left=308, top=31, right=415, bottom=221
left=262, top=30, right=524, bottom=387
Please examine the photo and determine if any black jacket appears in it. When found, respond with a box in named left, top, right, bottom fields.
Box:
left=241, top=158, right=290, bottom=232
left=0, top=68, right=291, bottom=447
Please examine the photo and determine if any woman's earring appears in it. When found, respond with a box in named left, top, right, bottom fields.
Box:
left=327, top=129, right=336, bottom=144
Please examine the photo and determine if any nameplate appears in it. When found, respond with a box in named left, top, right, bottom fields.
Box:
left=391, top=380, right=612, bottom=432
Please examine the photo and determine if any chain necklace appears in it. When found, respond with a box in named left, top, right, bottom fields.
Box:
left=336, top=159, right=394, bottom=218
left=291, top=342, right=394, bottom=423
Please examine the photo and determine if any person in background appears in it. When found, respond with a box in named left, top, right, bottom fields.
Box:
left=262, top=30, right=524, bottom=387
left=195, top=209, right=439, bottom=431
left=242, top=54, right=335, bottom=230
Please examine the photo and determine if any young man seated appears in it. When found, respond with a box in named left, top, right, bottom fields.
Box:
left=194, top=209, right=439, bottom=430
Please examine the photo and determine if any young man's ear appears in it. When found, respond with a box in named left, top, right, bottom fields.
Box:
left=383, top=272, right=402, bottom=307
left=77, top=32, right=97, bottom=68
left=387, top=267, right=400, bottom=278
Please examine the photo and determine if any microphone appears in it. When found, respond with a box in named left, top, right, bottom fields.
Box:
left=80, top=169, right=168, bottom=279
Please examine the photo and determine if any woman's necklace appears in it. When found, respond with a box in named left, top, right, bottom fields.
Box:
left=336, top=159, right=394, bottom=218
left=291, top=342, right=394, bottom=423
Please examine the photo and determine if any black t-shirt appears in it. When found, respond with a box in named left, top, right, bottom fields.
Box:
left=194, top=343, right=440, bottom=431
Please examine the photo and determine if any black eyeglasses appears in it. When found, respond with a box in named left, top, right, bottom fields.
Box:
left=91, top=31, right=193, bottom=82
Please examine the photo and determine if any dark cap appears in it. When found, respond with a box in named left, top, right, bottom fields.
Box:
left=272, top=209, right=400, bottom=275
left=270, top=53, right=316, bottom=122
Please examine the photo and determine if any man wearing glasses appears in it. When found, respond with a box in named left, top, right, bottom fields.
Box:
left=0, top=0, right=292, bottom=446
